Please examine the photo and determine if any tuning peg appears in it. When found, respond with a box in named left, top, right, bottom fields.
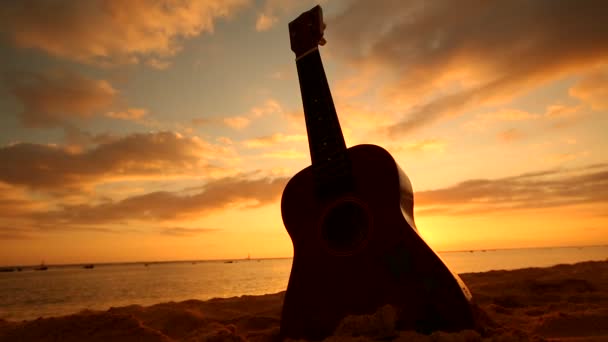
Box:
left=319, top=21, right=327, bottom=45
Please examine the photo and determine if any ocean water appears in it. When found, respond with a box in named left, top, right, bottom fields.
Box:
left=0, top=246, right=606, bottom=321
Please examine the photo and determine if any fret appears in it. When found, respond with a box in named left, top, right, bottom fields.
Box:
left=296, top=49, right=353, bottom=197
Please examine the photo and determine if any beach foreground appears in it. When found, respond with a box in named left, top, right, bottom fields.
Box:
left=0, top=260, right=606, bottom=342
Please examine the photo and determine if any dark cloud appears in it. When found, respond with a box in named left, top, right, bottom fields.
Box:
left=0, top=227, right=34, bottom=240
left=2, top=160, right=606, bottom=236
left=0, top=0, right=249, bottom=67
left=5, top=70, right=116, bottom=127
left=415, top=164, right=608, bottom=215
left=0, top=197, right=37, bottom=218
left=328, top=0, right=608, bottom=134
left=0, top=131, right=224, bottom=191
left=0, top=186, right=43, bottom=240
left=0, top=183, right=42, bottom=218
left=0, top=173, right=287, bottom=236
left=34, top=175, right=288, bottom=224
left=62, top=125, right=120, bottom=149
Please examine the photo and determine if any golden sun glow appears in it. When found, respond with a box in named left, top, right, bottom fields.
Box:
left=0, top=1, right=607, bottom=266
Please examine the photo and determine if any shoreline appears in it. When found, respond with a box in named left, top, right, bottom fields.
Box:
left=3, top=244, right=606, bottom=269
left=1, top=260, right=607, bottom=341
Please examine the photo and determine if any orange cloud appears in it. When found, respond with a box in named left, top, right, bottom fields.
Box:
left=6, top=70, right=116, bottom=127
left=328, top=0, right=608, bottom=135
left=254, top=0, right=304, bottom=32
left=160, top=227, right=219, bottom=237
left=0, top=183, right=46, bottom=218
left=569, top=69, right=608, bottom=110
left=0, top=0, right=250, bottom=67
left=223, top=116, right=251, bottom=130
left=462, top=104, right=583, bottom=134
left=105, top=108, right=148, bottom=121
left=261, top=149, right=307, bottom=159
left=464, top=109, right=539, bottom=130
left=0, top=184, right=51, bottom=239
left=193, top=99, right=284, bottom=130
left=256, top=13, right=278, bottom=31
left=0, top=173, right=287, bottom=237
left=0, top=227, right=35, bottom=240
left=191, top=118, right=214, bottom=127
left=243, top=133, right=306, bottom=148
left=0, top=131, right=230, bottom=191
left=415, top=164, right=608, bottom=216
left=544, top=105, right=581, bottom=119
left=497, top=128, right=525, bottom=143
left=35, top=175, right=288, bottom=224
left=216, top=137, right=234, bottom=145
left=390, top=139, right=447, bottom=154
left=250, top=99, right=283, bottom=117
left=544, top=151, right=590, bottom=164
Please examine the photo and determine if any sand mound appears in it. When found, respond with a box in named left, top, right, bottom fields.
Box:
left=1, top=261, right=606, bottom=342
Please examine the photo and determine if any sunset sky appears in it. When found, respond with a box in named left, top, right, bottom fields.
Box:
left=0, top=0, right=607, bottom=266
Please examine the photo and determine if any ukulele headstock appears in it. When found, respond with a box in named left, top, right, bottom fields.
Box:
left=288, top=5, right=327, bottom=58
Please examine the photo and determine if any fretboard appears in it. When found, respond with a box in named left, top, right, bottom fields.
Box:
left=295, top=49, right=353, bottom=197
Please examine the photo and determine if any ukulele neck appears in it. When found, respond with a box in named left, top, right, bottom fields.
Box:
left=295, top=48, right=353, bottom=197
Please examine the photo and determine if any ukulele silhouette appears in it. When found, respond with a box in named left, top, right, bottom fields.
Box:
left=280, top=5, right=475, bottom=340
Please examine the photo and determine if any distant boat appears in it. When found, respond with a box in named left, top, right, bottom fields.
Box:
left=34, top=262, right=48, bottom=271
left=224, top=260, right=234, bottom=264
left=83, top=264, right=94, bottom=269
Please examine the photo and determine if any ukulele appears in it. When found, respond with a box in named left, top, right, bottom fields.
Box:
left=280, top=5, right=475, bottom=340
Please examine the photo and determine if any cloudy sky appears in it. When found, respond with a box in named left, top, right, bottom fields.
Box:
left=0, top=0, right=606, bottom=266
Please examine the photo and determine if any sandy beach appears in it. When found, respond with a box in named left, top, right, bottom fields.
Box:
left=0, top=260, right=606, bottom=342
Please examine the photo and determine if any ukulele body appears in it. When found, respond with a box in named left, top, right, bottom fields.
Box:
left=280, top=144, right=474, bottom=340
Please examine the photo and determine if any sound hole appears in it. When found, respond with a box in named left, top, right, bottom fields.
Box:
left=321, top=199, right=370, bottom=254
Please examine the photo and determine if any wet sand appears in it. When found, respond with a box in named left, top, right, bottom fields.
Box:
left=1, top=260, right=606, bottom=341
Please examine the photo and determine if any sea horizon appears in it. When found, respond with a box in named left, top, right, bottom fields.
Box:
left=2, top=243, right=607, bottom=269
